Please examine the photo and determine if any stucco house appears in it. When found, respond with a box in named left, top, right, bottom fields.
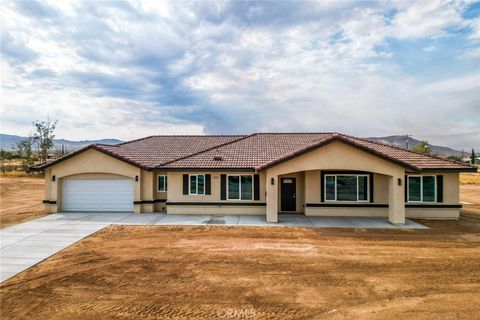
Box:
left=33, top=133, right=476, bottom=224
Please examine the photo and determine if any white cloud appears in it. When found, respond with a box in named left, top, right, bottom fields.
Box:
left=1, top=0, right=479, bottom=149
left=388, top=0, right=466, bottom=39
left=423, top=46, right=437, bottom=52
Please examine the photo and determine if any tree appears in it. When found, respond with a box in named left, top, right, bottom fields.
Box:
left=412, top=141, right=431, bottom=155
left=447, top=155, right=462, bottom=162
left=16, top=136, right=35, bottom=171
left=32, top=119, right=58, bottom=163
left=0, top=150, right=14, bottom=160
left=472, top=149, right=476, bottom=165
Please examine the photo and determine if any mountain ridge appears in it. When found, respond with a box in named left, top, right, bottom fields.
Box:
left=1, top=133, right=465, bottom=157
left=0, top=134, right=122, bottom=152
left=366, top=135, right=463, bottom=157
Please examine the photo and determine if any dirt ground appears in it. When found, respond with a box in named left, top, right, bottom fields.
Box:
left=0, top=176, right=45, bottom=228
left=1, top=214, right=479, bottom=320
left=460, top=184, right=480, bottom=215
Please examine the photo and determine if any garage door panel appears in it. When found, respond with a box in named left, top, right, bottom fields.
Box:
left=63, top=179, right=134, bottom=212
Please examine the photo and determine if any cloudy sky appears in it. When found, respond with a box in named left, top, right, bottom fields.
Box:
left=1, top=0, right=479, bottom=150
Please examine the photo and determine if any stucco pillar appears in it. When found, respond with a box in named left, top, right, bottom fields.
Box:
left=388, top=175, right=405, bottom=224
left=134, top=169, right=142, bottom=214
left=140, top=170, right=154, bottom=213
left=266, top=172, right=278, bottom=223
left=50, top=174, right=59, bottom=213
left=44, top=169, right=52, bottom=214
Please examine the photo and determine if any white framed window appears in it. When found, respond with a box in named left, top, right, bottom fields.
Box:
left=157, top=175, right=167, bottom=192
left=407, top=175, right=436, bottom=202
left=227, top=174, right=253, bottom=200
left=324, top=174, right=369, bottom=202
left=189, top=174, right=205, bottom=195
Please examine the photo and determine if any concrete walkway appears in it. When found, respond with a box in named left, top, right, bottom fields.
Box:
left=0, top=213, right=426, bottom=282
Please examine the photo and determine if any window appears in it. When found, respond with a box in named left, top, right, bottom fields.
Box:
left=157, top=175, right=167, bottom=192
left=407, top=175, right=436, bottom=202
left=324, top=174, right=369, bottom=202
left=189, top=174, right=205, bottom=195
left=227, top=174, right=253, bottom=200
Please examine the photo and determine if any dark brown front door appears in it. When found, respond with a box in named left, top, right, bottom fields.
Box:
left=281, top=178, right=296, bottom=212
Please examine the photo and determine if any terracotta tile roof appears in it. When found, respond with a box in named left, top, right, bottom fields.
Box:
left=161, top=133, right=334, bottom=169
left=161, top=133, right=476, bottom=172
left=33, top=135, right=246, bottom=170
left=95, top=135, right=247, bottom=168
left=34, top=133, right=477, bottom=172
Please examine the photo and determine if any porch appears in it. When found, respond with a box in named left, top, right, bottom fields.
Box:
left=267, top=169, right=406, bottom=224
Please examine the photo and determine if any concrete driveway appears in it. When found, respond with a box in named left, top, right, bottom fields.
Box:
left=0, top=213, right=425, bottom=282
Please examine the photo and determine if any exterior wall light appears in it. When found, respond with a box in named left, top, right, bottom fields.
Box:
left=52, top=175, right=56, bottom=182
left=398, top=178, right=402, bottom=186
left=135, top=175, right=139, bottom=182
left=271, top=178, right=275, bottom=185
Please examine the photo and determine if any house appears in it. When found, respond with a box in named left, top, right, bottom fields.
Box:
left=33, top=133, right=476, bottom=224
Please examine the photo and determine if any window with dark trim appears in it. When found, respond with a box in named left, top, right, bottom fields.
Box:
left=324, top=174, right=369, bottom=202
left=189, top=174, right=205, bottom=195
left=407, top=175, right=436, bottom=202
left=227, top=174, right=253, bottom=200
left=157, top=175, right=167, bottom=192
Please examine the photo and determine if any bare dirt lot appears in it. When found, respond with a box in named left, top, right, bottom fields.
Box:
left=1, top=215, right=479, bottom=320
left=460, top=184, right=480, bottom=216
left=0, top=176, right=45, bottom=228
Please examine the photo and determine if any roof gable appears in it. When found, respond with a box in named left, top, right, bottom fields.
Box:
left=33, top=135, right=246, bottom=170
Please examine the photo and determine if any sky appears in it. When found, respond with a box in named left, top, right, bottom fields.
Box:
left=1, top=0, right=479, bottom=150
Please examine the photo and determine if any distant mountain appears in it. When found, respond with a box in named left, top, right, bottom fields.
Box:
left=1, top=133, right=464, bottom=158
left=0, top=134, right=122, bottom=152
left=366, top=135, right=463, bottom=157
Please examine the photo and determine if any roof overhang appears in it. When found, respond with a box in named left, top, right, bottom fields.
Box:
left=30, top=144, right=147, bottom=171
left=418, top=167, right=478, bottom=173
left=153, top=168, right=256, bottom=172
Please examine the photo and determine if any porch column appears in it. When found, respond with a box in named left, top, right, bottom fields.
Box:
left=266, top=172, right=278, bottom=223
left=140, top=170, right=154, bottom=213
left=388, top=175, right=405, bottom=224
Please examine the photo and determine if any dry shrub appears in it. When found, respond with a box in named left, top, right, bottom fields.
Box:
left=460, top=172, right=480, bottom=185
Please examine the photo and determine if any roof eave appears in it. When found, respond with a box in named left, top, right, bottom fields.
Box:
left=153, top=167, right=256, bottom=172
left=30, top=144, right=149, bottom=171
left=418, top=167, right=478, bottom=173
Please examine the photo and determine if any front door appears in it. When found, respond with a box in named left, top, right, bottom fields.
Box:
left=281, top=178, right=296, bottom=212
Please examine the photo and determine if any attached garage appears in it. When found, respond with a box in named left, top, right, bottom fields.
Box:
left=62, top=178, right=134, bottom=212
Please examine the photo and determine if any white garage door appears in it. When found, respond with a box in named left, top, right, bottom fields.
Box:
left=63, top=179, right=134, bottom=212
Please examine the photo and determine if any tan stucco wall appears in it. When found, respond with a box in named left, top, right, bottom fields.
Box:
left=165, top=171, right=266, bottom=215
left=304, top=170, right=320, bottom=203
left=305, top=207, right=388, bottom=217
left=154, top=174, right=168, bottom=200
left=153, top=174, right=168, bottom=212
left=265, top=140, right=406, bottom=223
left=404, top=172, right=460, bottom=219
left=44, top=149, right=141, bottom=213
left=167, top=171, right=266, bottom=202
left=406, top=208, right=459, bottom=219
left=374, top=174, right=389, bottom=203
left=167, top=205, right=266, bottom=215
